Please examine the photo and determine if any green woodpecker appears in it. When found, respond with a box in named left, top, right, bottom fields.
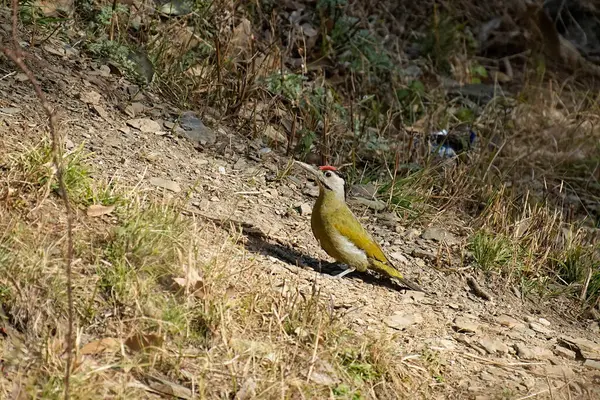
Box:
left=295, top=161, right=425, bottom=292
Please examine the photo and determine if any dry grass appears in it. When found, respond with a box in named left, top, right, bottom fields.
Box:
left=0, top=142, right=439, bottom=399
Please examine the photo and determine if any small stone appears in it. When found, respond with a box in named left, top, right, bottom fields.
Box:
left=424, top=338, right=456, bottom=351
left=421, top=227, right=458, bottom=244
left=296, top=203, right=312, bottom=216
left=515, top=343, right=553, bottom=360
left=538, top=318, right=551, bottom=327
left=414, top=258, right=426, bottom=268
left=589, top=321, right=600, bottom=334
left=308, top=371, right=337, bottom=386
left=412, top=248, right=435, bottom=260
left=496, top=315, right=523, bottom=329
left=529, top=322, right=553, bottom=336
left=399, top=291, right=426, bottom=304
left=210, top=196, right=219, bottom=202
left=538, top=365, right=575, bottom=379
left=127, top=118, right=162, bottom=133
left=390, top=251, right=409, bottom=265
left=348, top=183, right=377, bottom=199
left=479, top=371, right=496, bottom=382
left=583, top=359, right=600, bottom=370
left=453, top=317, right=479, bottom=334
left=350, top=197, right=386, bottom=211
left=553, top=345, right=576, bottom=360
left=477, top=336, right=509, bottom=355
left=149, top=177, right=181, bottom=193
left=384, top=312, right=423, bottom=330
left=218, top=166, right=226, bottom=174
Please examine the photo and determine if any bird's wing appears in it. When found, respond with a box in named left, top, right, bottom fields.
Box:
left=331, top=206, right=389, bottom=264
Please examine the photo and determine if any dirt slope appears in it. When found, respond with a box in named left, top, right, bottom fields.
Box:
left=1, top=36, right=600, bottom=399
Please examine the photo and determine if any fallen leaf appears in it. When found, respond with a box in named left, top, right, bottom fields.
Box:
left=172, top=268, right=205, bottom=297
left=80, top=337, right=121, bottom=355
left=125, top=332, right=163, bottom=353
left=86, top=204, right=116, bottom=217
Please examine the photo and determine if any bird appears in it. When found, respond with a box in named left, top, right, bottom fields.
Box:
left=294, top=160, right=425, bottom=292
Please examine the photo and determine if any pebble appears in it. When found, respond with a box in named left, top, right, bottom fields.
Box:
left=149, top=177, right=181, bottom=193
left=496, top=315, right=523, bottom=330
left=296, top=203, right=312, bottom=216
left=453, top=317, right=479, bottom=334
left=421, top=227, right=458, bottom=245
left=583, top=359, right=600, bottom=370
left=529, top=322, right=553, bottom=336
left=514, top=343, right=553, bottom=360
left=553, top=345, right=576, bottom=360
left=384, top=312, right=423, bottom=330
left=477, top=336, right=509, bottom=355
left=538, top=318, right=551, bottom=327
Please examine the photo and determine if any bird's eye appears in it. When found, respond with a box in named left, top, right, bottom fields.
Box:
left=325, top=172, right=332, bottom=178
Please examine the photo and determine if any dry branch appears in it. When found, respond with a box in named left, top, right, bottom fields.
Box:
left=1, top=0, right=75, bottom=398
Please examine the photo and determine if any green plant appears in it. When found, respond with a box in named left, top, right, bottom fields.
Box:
left=469, top=231, right=515, bottom=272
left=339, top=350, right=380, bottom=384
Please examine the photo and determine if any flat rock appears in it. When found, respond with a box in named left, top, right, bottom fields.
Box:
left=421, top=227, right=458, bottom=244
left=384, top=312, right=423, bottom=330
left=350, top=197, right=386, bottom=211
left=583, top=359, right=600, bottom=370
left=127, top=118, right=162, bottom=133
left=390, top=251, right=409, bottom=265
left=537, top=365, right=575, bottom=379
left=553, top=345, right=576, bottom=360
left=453, top=317, right=479, bottom=334
left=538, top=318, right=551, bottom=327
left=296, top=203, right=312, bottom=216
left=477, top=336, right=509, bottom=355
left=515, top=343, right=553, bottom=360
left=178, top=111, right=216, bottom=145
left=149, top=177, right=181, bottom=193
left=559, top=336, right=600, bottom=359
left=496, top=314, right=523, bottom=329
left=529, top=322, right=553, bottom=336
left=348, top=183, right=377, bottom=199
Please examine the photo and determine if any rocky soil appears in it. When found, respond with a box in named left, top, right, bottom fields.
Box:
left=1, top=34, right=600, bottom=399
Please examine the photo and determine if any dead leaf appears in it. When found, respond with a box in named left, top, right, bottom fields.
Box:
left=125, top=332, right=163, bottom=353
left=80, top=337, right=121, bottom=355
left=86, top=204, right=115, bottom=217
left=228, top=18, right=252, bottom=62
left=172, top=268, right=205, bottom=298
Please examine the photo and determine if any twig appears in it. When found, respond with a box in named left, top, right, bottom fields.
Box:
left=467, top=275, right=493, bottom=301
left=1, top=1, right=74, bottom=398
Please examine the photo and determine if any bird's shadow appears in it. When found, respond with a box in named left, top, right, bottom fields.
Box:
left=236, top=224, right=411, bottom=292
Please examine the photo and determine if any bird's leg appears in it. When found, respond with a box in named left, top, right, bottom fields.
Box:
left=334, top=266, right=356, bottom=279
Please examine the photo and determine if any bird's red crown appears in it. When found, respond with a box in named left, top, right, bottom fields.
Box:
left=319, top=165, right=338, bottom=171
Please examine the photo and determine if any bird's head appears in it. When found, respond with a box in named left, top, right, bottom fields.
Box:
left=294, top=160, right=347, bottom=200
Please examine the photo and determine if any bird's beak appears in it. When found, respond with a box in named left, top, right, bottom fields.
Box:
left=294, top=160, right=322, bottom=185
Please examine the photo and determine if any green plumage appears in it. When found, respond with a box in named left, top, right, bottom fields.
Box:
left=311, top=188, right=424, bottom=292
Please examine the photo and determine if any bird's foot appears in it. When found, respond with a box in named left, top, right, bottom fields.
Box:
left=334, top=267, right=356, bottom=279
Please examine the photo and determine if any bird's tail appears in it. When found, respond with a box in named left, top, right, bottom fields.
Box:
left=394, top=276, right=425, bottom=293
left=371, top=259, right=425, bottom=292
